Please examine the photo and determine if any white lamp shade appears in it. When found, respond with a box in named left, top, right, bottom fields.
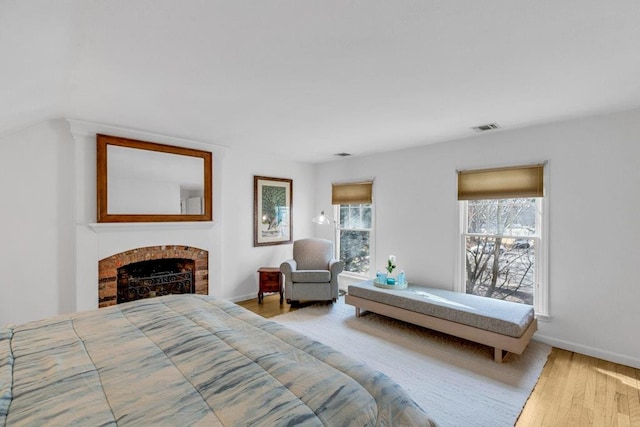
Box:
left=312, top=211, right=333, bottom=225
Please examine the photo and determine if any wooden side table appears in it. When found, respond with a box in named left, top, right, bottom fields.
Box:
left=257, top=267, right=283, bottom=304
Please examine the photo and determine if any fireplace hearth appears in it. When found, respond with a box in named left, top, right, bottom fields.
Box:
left=99, top=246, right=208, bottom=308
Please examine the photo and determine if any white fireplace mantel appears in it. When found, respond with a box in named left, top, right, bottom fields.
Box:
left=88, top=222, right=215, bottom=232
left=68, top=119, right=226, bottom=313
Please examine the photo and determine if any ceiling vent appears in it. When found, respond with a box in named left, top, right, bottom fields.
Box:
left=472, top=123, right=500, bottom=132
left=334, top=152, right=352, bottom=157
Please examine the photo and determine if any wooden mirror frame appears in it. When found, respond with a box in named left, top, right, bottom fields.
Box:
left=96, top=134, right=213, bottom=223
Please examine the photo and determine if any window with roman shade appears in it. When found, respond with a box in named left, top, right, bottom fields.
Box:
left=457, top=163, right=548, bottom=316
left=457, top=164, right=544, bottom=200
left=332, top=181, right=373, bottom=205
left=332, top=181, right=374, bottom=276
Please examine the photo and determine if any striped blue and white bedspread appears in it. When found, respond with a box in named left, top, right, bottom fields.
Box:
left=0, top=295, right=432, bottom=426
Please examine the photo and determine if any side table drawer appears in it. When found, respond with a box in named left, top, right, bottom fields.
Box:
left=261, top=272, right=281, bottom=289
left=257, top=267, right=283, bottom=304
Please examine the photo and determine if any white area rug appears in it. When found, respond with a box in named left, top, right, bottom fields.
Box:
left=272, top=297, right=551, bottom=427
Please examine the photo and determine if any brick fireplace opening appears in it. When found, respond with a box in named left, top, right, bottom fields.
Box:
left=98, top=245, right=208, bottom=308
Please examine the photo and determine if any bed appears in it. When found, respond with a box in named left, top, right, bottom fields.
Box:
left=0, top=295, right=432, bottom=426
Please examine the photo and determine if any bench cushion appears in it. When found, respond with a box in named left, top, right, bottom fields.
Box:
left=348, top=280, right=534, bottom=338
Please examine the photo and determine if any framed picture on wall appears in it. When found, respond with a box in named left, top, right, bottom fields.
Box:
left=254, top=176, right=293, bottom=246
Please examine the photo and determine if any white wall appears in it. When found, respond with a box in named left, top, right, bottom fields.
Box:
left=315, top=107, right=640, bottom=368
left=221, top=149, right=315, bottom=302
left=0, top=120, right=75, bottom=325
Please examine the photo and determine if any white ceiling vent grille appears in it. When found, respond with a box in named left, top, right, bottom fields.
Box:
left=472, top=123, right=500, bottom=132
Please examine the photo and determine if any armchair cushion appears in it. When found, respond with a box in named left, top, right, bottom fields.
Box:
left=291, top=270, right=331, bottom=283
left=293, top=239, right=333, bottom=270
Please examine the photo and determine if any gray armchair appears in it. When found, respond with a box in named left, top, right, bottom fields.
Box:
left=280, top=238, right=344, bottom=304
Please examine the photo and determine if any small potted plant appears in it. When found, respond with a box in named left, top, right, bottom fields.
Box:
left=386, top=255, right=396, bottom=275
left=386, top=255, right=397, bottom=284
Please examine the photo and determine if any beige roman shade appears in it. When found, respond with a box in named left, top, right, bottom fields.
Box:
left=457, top=164, right=544, bottom=200
left=332, top=181, right=373, bottom=204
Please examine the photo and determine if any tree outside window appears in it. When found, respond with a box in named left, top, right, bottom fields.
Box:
left=463, top=198, right=540, bottom=305
left=337, top=204, right=372, bottom=275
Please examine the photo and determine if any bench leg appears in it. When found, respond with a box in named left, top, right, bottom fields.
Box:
left=494, top=348, right=509, bottom=363
left=355, top=307, right=361, bottom=317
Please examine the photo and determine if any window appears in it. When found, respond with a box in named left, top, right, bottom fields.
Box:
left=337, top=203, right=373, bottom=275
left=462, top=198, right=540, bottom=303
left=332, top=181, right=374, bottom=276
left=457, top=165, right=548, bottom=315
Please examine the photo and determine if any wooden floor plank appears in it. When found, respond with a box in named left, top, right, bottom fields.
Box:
left=616, top=362, right=631, bottom=425
left=594, top=358, right=612, bottom=426
left=622, top=363, right=640, bottom=426
left=236, top=293, right=296, bottom=317
left=631, top=365, right=640, bottom=426
left=567, top=352, right=588, bottom=425
left=605, top=360, right=620, bottom=426
left=580, top=353, right=597, bottom=426
left=541, top=349, right=572, bottom=425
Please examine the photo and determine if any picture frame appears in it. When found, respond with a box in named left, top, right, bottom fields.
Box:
left=254, top=176, right=293, bottom=246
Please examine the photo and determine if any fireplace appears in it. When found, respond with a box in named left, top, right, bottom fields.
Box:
left=99, top=245, right=208, bottom=308
left=117, top=258, right=195, bottom=304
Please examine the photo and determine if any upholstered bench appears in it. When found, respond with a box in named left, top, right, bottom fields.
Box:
left=345, top=280, right=537, bottom=362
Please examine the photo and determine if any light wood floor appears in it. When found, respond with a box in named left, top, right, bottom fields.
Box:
left=236, top=293, right=298, bottom=317
left=517, top=348, right=640, bottom=426
left=239, top=294, right=640, bottom=427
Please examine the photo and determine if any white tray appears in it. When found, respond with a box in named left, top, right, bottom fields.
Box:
left=374, top=278, right=408, bottom=289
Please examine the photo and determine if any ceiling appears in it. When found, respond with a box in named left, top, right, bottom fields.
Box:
left=2, top=1, right=640, bottom=163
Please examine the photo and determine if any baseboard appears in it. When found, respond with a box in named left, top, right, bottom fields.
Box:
left=226, top=293, right=257, bottom=303
left=534, top=334, right=640, bottom=369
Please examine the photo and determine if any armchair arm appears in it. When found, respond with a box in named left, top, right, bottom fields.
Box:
left=280, top=259, right=297, bottom=287
left=329, top=259, right=344, bottom=276
left=329, top=259, right=345, bottom=298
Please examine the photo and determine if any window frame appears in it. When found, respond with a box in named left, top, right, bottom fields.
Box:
left=335, top=202, right=375, bottom=279
left=456, top=193, right=549, bottom=317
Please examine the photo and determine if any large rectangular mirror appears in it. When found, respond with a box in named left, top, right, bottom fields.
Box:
left=97, top=134, right=213, bottom=222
